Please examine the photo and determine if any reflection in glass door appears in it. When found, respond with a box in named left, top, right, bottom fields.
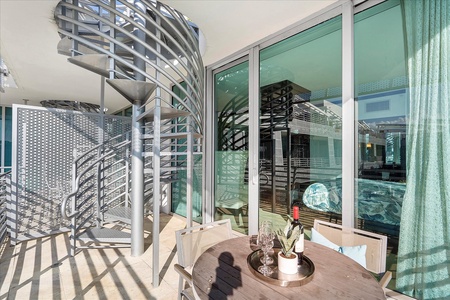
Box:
left=213, top=60, right=249, bottom=234
left=354, top=1, right=407, bottom=290
left=259, top=16, right=343, bottom=231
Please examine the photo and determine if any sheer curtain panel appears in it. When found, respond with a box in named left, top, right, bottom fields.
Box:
left=397, top=0, right=450, bottom=299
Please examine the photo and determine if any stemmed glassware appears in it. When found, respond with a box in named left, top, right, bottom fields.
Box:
left=257, top=221, right=275, bottom=276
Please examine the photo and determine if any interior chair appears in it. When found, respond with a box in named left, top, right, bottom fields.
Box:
left=312, top=219, right=392, bottom=291
left=174, top=219, right=233, bottom=300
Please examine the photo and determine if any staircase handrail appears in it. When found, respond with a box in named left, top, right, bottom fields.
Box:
left=60, top=132, right=131, bottom=219
left=61, top=147, right=116, bottom=219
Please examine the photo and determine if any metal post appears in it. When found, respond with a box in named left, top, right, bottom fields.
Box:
left=131, top=103, right=144, bottom=256
left=131, top=0, right=146, bottom=257
left=152, top=1, right=162, bottom=288
left=342, top=1, right=355, bottom=228
left=186, top=117, right=193, bottom=228
left=248, top=46, right=260, bottom=236
left=71, top=149, right=78, bottom=256
left=152, top=94, right=161, bottom=287
left=287, top=127, right=291, bottom=214
left=98, top=77, right=105, bottom=226
left=125, top=131, right=131, bottom=208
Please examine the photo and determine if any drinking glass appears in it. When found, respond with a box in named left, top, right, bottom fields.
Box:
left=257, top=221, right=274, bottom=276
left=259, top=221, right=274, bottom=265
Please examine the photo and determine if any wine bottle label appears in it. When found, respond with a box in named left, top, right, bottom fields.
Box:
left=295, top=233, right=304, bottom=252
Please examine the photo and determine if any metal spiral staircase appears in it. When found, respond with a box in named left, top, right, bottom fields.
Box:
left=54, top=0, right=203, bottom=286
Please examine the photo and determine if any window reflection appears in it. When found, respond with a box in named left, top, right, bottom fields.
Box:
left=214, top=61, right=249, bottom=234
left=259, top=16, right=343, bottom=230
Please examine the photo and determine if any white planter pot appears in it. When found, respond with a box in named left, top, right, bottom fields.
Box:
left=277, top=251, right=298, bottom=274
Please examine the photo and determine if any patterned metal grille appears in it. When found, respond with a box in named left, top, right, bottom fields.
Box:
left=0, top=172, right=9, bottom=243
left=10, top=105, right=131, bottom=242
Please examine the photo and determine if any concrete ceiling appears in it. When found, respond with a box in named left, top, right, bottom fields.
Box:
left=0, top=0, right=336, bottom=113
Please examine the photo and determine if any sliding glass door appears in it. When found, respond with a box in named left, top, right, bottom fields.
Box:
left=213, top=59, right=249, bottom=233
left=258, top=16, right=343, bottom=230
left=354, top=0, right=406, bottom=252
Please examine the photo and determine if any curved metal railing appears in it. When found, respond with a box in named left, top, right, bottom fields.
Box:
left=60, top=132, right=131, bottom=223
left=54, top=0, right=204, bottom=133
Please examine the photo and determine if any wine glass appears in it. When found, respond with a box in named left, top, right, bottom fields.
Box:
left=257, top=221, right=274, bottom=276
left=259, top=221, right=274, bottom=265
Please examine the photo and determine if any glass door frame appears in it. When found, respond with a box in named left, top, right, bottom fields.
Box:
left=204, top=54, right=251, bottom=226
left=204, top=0, right=386, bottom=234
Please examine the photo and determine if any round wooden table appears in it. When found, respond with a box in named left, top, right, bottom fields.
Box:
left=192, top=236, right=386, bottom=299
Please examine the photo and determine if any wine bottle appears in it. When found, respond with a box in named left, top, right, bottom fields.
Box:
left=291, top=205, right=304, bottom=265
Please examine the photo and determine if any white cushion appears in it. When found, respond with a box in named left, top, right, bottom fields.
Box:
left=340, top=245, right=367, bottom=268
left=311, top=228, right=367, bottom=268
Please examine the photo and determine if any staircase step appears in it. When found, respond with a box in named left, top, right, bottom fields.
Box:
left=137, top=107, right=190, bottom=122
left=68, top=54, right=110, bottom=77
left=77, top=227, right=131, bottom=244
left=142, top=151, right=202, bottom=157
left=141, top=132, right=202, bottom=140
left=107, top=79, right=156, bottom=103
left=144, top=176, right=177, bottom=184
left=144, top=166, right=187, bottom=174
left=57, top=37, right=99, bottom=56
left=104, top=206, right=132, bottom=224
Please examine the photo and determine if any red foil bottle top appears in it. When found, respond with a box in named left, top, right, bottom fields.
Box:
left=293, top=205, right=299, bottom=220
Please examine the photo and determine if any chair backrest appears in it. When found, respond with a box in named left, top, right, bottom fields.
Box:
left=175, top=219, right=233, bottom=269
left=314, top=219, right=387, bottom=274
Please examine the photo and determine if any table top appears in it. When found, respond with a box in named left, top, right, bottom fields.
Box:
left=192, top=236, right=386, bottom=300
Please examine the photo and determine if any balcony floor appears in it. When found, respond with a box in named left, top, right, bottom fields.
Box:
left=0, top=211, right=411, bottom=300
left=0, top=213, right=186, bottom=300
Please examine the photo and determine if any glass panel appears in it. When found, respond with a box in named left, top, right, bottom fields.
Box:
left=124, top=107, right=132, bottom=117
left=259, top=16, right=342, bottom=231
left=355, top=0, right=406, bottom=290
left=171, top=82, right=202, bottom=223
left=214, top=61, right=249, bottom=234
left=4, top=107, right=11, bottom=172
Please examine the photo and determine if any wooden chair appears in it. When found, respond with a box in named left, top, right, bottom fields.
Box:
left=174, top=219, right=233, bottom=300
left=313, top=219, right=392, bottom=290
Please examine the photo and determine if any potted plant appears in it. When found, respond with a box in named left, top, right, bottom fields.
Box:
left=276, top=218, right=301, bottom=274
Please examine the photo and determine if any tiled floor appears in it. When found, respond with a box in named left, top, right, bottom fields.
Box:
left=0, top=213, right=187, bottom=300
left=0, top=212, right=415, bottom=300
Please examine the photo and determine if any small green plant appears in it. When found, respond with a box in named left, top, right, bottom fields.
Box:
left=276, top=217, right=301, bottom=258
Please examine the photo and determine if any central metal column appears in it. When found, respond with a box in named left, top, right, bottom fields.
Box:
left=131, top=0, right=146, bottom=257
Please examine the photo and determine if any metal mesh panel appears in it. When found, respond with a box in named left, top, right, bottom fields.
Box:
left=11, top=105, right=131, bottom=241
left=0, top=172, right=9, bottom=243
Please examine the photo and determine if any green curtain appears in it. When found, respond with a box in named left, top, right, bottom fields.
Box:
left=397, top=1, right=450, bottom=299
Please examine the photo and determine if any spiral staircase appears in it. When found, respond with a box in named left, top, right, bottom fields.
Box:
left=54, top=0, right=204, bottom=286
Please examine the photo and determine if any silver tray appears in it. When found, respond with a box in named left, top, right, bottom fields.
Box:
left=247, top=248, right=315, bottom=287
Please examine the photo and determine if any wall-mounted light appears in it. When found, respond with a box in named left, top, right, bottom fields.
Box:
left=0, top=58, right=18, bottom=93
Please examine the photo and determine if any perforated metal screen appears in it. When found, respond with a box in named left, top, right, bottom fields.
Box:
left=9, top=105, right=131, bottom=242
